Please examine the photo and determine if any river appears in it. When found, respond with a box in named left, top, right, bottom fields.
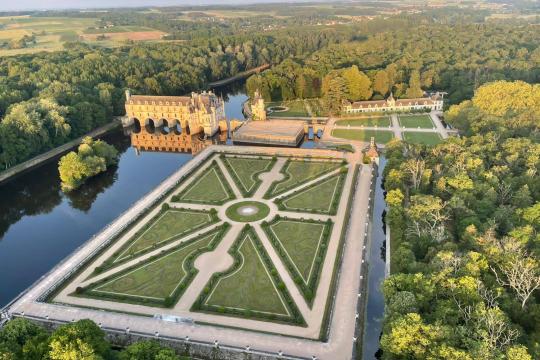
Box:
left=362, top=157, right=387, bottom=359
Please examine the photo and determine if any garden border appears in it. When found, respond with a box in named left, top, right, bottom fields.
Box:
left=191, top=225, right=306, bottom=326
left=262, top=216, right=333, bottom=307
left=220, top=154, right=277, bottom=197
left=75, top=223, right=231, bottom=308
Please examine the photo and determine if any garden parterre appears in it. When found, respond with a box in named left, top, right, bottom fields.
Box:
left=49, top=148, right=363, bottom=342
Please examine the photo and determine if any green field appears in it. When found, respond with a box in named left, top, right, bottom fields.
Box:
left=117, top=209, right=215, bottom=261
left=279, top=173, right=345, bottom=214
left=0, top=15, right=163, bottom=56
left=336, top=117, right=391, bottom=127
left=331, top=129, right=394, bottom=144
left=266, top=160, right=342, bottom=198
left=402, top=132, right=443, bottom=145
left=94, top=231, right=221, bottom=300
left=204, top=231, right=290, bottom=316
left=223, top=156, right=274, bottom=196
left=176, top=162, right=235, bottom=204
left=267, top=100, right=309, bottom=117
left=398, top=115, right=434, bottom=128
left=264, top=218, right=332, bottom=305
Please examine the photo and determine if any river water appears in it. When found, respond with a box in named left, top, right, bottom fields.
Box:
left=362, top=157, right=387, bottom=359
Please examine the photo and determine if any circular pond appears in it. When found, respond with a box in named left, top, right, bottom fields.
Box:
left=225, top=201, right=270, bottom=222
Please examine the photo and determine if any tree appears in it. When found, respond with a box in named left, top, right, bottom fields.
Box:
left=491, top=250, right=540, bottom=309
left=405, top=70, right=424, bottom=98
left=322, top=74, right=347, bottom=115
left=48, top=319, right=110, bottom=360
left=58, top=137, right=118, bottom=191
left=373, top=70, right=390, bottom=96
left=118, top=340, right=179, bottom=360
left=342, top=65, right=372, bottom=101
left=380, top=313, right=442, bottom=358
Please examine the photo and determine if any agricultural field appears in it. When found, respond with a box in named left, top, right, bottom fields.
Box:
left=53, top=150, right=358, bottom=334
left=0, top=15, right=165, bottom=56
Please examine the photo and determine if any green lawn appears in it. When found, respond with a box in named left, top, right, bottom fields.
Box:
left=177, top=162, right=235, bottom=204
left=336, top=117, right=391, bottom=127
left=117, top=209, right=215, bottom=261
left=403, top=132, right=443, bottom=145
left=267, top=219, right=327, bottom=285
left=280, top=173, right=345, bottom=214
left=267, top=100, right=309, bottom=117
left=398, top=114, right=434, bottom=128
left=94, top=231, right=220, bottom=300
left=331, top=129, right=394, bottom=144
left=205, top=232, right=289, bottom=315
left=266, top=160, right=342, bottom=198
left=223, top=156, right=274, bottom=196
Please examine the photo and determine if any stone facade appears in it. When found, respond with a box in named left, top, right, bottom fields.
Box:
left=250, top=90, right=267, bottom=121
left=344, top=92, right=444, bottom=113
left=124, top=90, right=226, bottom=136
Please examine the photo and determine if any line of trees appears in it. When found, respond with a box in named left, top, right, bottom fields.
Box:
left=0, top=317, right=189, bottom=359
left=380, top=80, right=540, bottom=359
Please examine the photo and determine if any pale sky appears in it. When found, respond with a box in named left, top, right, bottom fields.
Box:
left=0, top=0, right=304, bottom=12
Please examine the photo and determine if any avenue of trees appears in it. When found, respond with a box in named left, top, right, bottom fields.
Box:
left=0, top=317, right=189, bottom=359
left=246, top=22, right=539, bottom=113
left=380, top=80, right=540, bottom=359
left=58, top=137, right=118, bottom=192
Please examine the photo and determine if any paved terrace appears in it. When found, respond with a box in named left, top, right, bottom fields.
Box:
left=5, top=145, right=373, bottom=360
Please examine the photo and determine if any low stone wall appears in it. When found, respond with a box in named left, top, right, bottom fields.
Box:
left=19, top=315, right=303, bottom=360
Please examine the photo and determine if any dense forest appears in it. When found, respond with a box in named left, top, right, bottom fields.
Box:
left=380, top=80, right=540, bottom=359
left=247, top=23, right=540, bottom=108
left=0, top=317, right=189, bottom=359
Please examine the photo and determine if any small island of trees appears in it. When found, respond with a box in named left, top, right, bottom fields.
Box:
left=58, top=136, right=118, bottom=191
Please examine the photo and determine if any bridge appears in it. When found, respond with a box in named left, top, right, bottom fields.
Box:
left=208, top=64, right=270, bottom=88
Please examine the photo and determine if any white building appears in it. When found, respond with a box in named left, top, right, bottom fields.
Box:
left=343, top=92, right=444, bottom=114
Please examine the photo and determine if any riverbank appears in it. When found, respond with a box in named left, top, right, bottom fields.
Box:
left=0, top=118, right=122, bottom=185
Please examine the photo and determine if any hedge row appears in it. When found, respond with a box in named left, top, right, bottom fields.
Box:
left=191, top=225, right=306, bottom=326
left=275, top=169, right=347, bottom=215
left=77, top=223, right=232, bottom=308
left=94, top=206, right=220, bottom=273
left=172, top=160, right=235, bottom=205
left=264, top=159, right=346, bottom=199
left=219, top=154, right=277, bottom=197
left=261, top=216, right=333, bottom=307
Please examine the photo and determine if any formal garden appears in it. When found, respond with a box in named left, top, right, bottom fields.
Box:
left=62, top=152, right=354, bottom=331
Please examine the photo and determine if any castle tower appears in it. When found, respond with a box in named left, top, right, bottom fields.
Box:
left=366, top=136, right=379, bottom=163
left=251, top=90, right=267, bottom=121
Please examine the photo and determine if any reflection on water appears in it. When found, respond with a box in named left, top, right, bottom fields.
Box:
left=127, top=126, right=228, bottom=155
